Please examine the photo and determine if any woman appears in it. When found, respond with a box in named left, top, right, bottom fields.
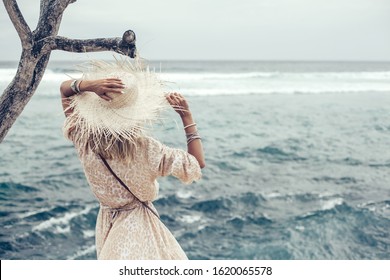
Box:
left=60, top=60, right=205, bottom=260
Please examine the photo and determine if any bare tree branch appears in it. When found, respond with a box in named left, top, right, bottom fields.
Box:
left=38, top=0, right=54, bottom=24
left=0, top=51, right=51, bottom=142
left=39, top=0, right=52, bottom=17
left=35, top=0, right=72, bottom=40
left=40, top=30, right=137, bottom=58
left=3, top=0, right=32, bottom=45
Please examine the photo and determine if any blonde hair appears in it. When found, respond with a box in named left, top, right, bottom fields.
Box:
left=65, top=118, right=144, bottom=165
left=89, top=134, right=141, bottom=162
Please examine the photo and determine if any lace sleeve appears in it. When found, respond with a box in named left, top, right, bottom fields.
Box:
left=146, top=137, right=202, bottom=184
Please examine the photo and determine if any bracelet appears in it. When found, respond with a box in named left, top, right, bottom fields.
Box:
left=75, top=80, right=82, bottom=93
left=184, top=123, right=196, bottom=130
left=186, top=130, right=202, bottom=144
left=187, top=135, right=202, bottom=145
left=70, top=79, right=80, bottom=94
left=186, top=130, right=198, bottom=137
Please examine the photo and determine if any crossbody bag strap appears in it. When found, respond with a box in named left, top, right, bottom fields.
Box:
left=98, top=154, right=160, bottom=219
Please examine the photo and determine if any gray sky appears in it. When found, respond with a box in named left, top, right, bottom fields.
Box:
left=1, top=0, right=389, bottom=61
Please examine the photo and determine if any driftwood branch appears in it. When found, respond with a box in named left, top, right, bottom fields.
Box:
left=40, top=30, right=137, bottom=57
left=39, top=0, right=50, bottom=20
left=34, top=0, right=73, bottom=41
left=39, top=0, right=75, bottom=19
left=3, top=0, right=32, bottom=45
left=0, top=0, right=137, bottom=143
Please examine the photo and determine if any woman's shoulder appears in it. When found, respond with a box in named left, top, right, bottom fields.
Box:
left=140, top=135, right=165, bottom=150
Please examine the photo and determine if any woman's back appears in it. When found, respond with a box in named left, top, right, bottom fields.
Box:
left=71, top=134, right=201, bottom=209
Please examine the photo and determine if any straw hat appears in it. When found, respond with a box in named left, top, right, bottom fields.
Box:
left=64, top=58, right=169, bottom=146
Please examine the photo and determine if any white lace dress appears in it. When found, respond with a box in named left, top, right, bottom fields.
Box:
left=67, top=134, right=202, bottom=260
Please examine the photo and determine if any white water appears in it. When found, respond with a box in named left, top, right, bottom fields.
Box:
left=1, top=68, right=390, bottom=96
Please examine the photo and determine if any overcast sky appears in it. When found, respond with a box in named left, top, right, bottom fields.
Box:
left=1, top=0, right=389, bottom=61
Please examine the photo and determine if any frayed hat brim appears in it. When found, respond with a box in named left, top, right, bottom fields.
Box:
left=63, top=58, right=169, bottom=146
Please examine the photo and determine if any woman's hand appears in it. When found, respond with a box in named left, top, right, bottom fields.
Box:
left=166, top=92, right=191, bottom=118
left=80, top=78, right=125, bottom=101
left=60, top=78, right=125, bottom=116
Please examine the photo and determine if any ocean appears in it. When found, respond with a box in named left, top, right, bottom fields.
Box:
left=0, top=59, right=390, bottom=260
